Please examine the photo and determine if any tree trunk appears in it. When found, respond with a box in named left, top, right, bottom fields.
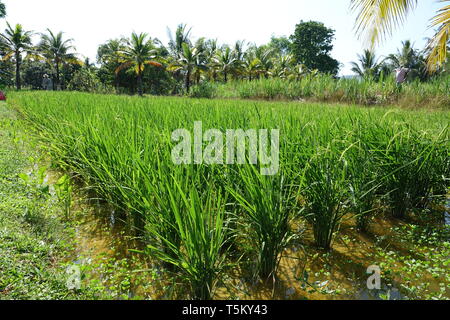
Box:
left=55, top=60, right=60, bottom=90
left=137, top=72, right=143, bottom=96
left=186, top=69, right=191, bottom=93
left=224, top=71, right=228, bottom=82
left=15, top=51, right=21, bottom=90
left=115, top=74, right=120, bottom=94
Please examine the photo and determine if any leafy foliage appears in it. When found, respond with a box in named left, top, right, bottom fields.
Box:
left=290, top=21, right=340, bottom=75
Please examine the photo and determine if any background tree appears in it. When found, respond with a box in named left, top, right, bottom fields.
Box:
left=97, top=38, right=126, bottom=92
left=22, top=60, right=52, bottom=89
left=116, top=32, right=162, bottom=96
left=268, top=36, right=292, bottom=56
left=39, top=29, right=78, bottom=90
left=272, top=54, right=295, bottom=79
left=213, top=46, right=239, bottom=82
left=290, top=21, right=339, bottom=75
left=0, top=23, right=34, bottom=90
left=385, top=40, right=429, bottom=80
left=67, top=67, right=102, bottom=93
left=351, top=0, right=449, bottom=72
left=168, top=42, right=204, bottom=92
left=242, top=51, right=261, bottom=81
left=167, top=24, right=192, bottom=56
left=350, top=49, right=381, bottom=80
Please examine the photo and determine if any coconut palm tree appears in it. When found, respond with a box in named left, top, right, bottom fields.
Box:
left=167, top=24, right=192, bottom=56
left=242, top=53, right=261, bottom=81
left=351, top=0, right=449, bottom=71
left=168, top=42, right=205, bottom=93
left=97, top=38, right=126, bottom=93
left=288, top=63, right=311, bottom=81
left=272, top=54, right=295, bottom=79
left=384, top=40, right=429, bottom=80
left=38, top=29, right=78, bottom=90
left=254, top=46, right=274, bottom=78
left=213, top=46, right=239, bottom=82
left=386, top=40, right=419, bottom=69
left=0, top=22, right=34, bottom=90
left=116, top=32, right=162, bottom=96
left=192, top=38, right=209, bottom=84
left=205, top=39, right=219, bottom=81
left=350, top=49, right=381, bottom=80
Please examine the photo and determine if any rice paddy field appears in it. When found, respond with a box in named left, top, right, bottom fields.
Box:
left=5, top=91, right=450, bottom=300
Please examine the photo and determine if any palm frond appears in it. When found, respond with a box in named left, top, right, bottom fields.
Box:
left=426, top=1, right=450, bottom=71
left=351, top=0, right=418, bottom=45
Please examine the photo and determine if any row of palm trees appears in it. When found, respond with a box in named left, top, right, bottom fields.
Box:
left=350, top=40, right=437, bottom=81
left=0, top=22, right=76, bottom=90
left=97, top=25, right=315, bottom=95
left=1, top=22, right=447, bottom=96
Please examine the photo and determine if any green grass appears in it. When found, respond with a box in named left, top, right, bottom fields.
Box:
left=212, top=75, right=450, bottom=109
left=6, top=91, right=450, bottom=298
left=0, top=102, right=93, bottom=299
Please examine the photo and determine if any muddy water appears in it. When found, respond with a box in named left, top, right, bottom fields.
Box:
left=64, top=181, right=450, bottom=300
left=69, top=200, right=167, bottom=299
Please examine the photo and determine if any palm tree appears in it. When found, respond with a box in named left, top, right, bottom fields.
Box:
left=288, top=63, right=310, bottom=81
left=386, top=40, right=419, bottom=69
left=242, top=53, right=261, bottom=81
left=272, top=54, right=295, bottom=79
left=0, top=22, right=33, bottom=90
left=167, top=24, right=192, bottom=56
left=97, top=38, right=126, bottom=93
left=351, top=0, right=449, bottom=71
left=168, top=42, right=205, bottom=92
left=350, top=49, right=381, bottom=80
left=116, top=32, right=162, bottom=96
left=387, top=40, right=431, bottom=80
left=254, top=46, right=274, bottom=78
left=192, top=38, right=209, bottom=84
left=213, top=46, right=238, bottom=82
left=39, top=29, right=77, bottom=90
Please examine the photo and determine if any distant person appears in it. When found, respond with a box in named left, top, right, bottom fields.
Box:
left=42, top=74, right=53, bottom=90
left=394, top=66, right=410, bottom=89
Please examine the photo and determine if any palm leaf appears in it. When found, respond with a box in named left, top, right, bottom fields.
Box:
left=426, top=1, right=450, bottom=71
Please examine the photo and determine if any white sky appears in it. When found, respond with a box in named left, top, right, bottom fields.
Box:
left=1, top=0, right=443, bottom=75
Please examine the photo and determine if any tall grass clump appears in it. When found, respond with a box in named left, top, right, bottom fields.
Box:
left=214, top=75, right=450, bottom=109
left=375, top=125, right=449, bottom=218
left=341, top=121, right=384, bottom=232
left=227, top=164, right=298, bottom=279
left=145, top=176, right=229, bottom=300
left=301, top=149, right=349, bottom=250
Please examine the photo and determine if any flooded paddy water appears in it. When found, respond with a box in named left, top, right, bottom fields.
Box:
left=64, top=181, right=449, bottom=300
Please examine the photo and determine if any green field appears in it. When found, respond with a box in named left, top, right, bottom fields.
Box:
left=5, top=92, right=450, bottom=300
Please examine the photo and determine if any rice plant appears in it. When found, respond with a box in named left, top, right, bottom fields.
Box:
left=227, top=164, right=298, bottom=279
left=145, top=175, right=229, bottom=300
left=301, top=148, right=349, bottom=250
left=6, top=91, right=449, bottom=298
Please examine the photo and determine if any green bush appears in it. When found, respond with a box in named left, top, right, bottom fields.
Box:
left=188, top=82, right=217, bottom=99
